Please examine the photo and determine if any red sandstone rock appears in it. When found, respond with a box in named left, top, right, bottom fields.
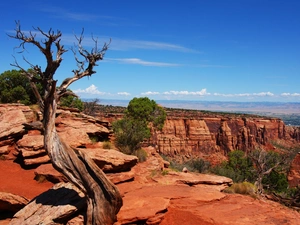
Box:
left=288, top=152, right=300, bottom=188
left=78, top=148, right=138, bottom=172
left=150, top=114, right=290, bottom=163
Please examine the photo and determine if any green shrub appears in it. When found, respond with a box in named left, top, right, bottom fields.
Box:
left=60, top=94, right=84, bottom=111
left=186, top=158, right=211, bottom=173
left=262, top=170, right=288, bottom=193
left=210, top=150, right=255, bottom=183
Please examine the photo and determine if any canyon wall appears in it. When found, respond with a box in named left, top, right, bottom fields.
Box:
left=149, top=110, right=298, bottom=161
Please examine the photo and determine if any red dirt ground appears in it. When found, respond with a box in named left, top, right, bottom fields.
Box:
left=0, top=159, right=53, bottom=200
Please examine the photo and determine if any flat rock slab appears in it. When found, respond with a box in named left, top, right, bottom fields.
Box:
left=160, top=194, right=300, bottom=225
left=9, top=182, right=85, bottom=225
left=116, top=196, right=169, bottom=224
left=116, top=183, right=226, bottom=224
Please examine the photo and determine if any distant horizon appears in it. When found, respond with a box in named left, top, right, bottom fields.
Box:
left=85, top=98, right=300, bottom=114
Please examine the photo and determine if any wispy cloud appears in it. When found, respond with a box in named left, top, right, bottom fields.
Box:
left=108, top=39, right=200, bottom=53
left=106, top=58, right=181, bottom=67
left=37, top=6, right=120, bottom=23
left=55, top=34, right=200, bottom=54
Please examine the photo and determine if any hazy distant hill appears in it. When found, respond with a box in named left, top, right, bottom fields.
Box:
left=84, top=99, right=300, bottom=126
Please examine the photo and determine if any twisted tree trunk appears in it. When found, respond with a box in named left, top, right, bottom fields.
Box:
left=9, top=22, right=122, bottom=224
left=43, top=93, right=122, bottom=224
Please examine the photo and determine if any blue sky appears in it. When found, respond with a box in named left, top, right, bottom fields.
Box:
left=1, top=0, right=300, bottom=102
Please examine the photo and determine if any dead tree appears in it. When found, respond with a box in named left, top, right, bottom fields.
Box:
left=9, top=22, right=122, bottom=225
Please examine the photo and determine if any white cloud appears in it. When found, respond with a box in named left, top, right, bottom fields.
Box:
left=117, top=92, right=131, bottom=96
left=281, top=92, right=300, bottom=97
left=107, top=58, right=181, bottom=67
left=163, top=89, right=210, bottom=96
left=141, top=91, right=160, bottom=95
left=73, top=84, right=105, bottom=95
left=253, top=92, right=274, bottom=96
left=213, top=92, right=274, bottom=98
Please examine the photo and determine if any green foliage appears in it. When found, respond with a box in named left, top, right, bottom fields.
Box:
left=126, top=97, right=166, bottom=130
left=262, top=170, right=288, bottom=193
left=113, top=119, right=150, bottom=153
left=113, top=97, right=166, bottom=154
left=60, top=94, right=84, bottom=111
left=211, top=150, right=254, bottom=183
left=0, top=69, right=42, bottom=105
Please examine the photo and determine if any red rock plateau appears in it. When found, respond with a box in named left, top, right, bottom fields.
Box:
left=0, top=103, right=300, bottom=224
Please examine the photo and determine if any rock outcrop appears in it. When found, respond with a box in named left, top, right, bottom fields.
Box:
left=9, top=182, right=86, bottom=225
left=150, top=111, right=295, bottom=162
left=0, top=192, right=29, bottom=213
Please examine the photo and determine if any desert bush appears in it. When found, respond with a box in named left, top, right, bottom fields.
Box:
left=134, top=148, right=148, bottom=162
left=186, top=158, right=211, bottom=173
left=160, top=155, right=210, bottom=173
left=60, top=94, right=84, bottom=111
left=224, top=182, right=257, bottom=196
left=83, top=99, right=100, bottom=116
left=161, top=170, right=169, bottom=176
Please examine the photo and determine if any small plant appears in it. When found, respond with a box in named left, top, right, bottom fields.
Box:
left=34, top=174, right=47, bottom=183
left=161, top=170, right=169, bottom=176
left=134, top=148, right=148, bottom=162
left=102, top=141, right=112, bottom=149
left=89, top=135, right=98, bottom=144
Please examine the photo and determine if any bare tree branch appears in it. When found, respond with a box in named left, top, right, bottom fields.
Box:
left=58, top=33, right=110, bottom=97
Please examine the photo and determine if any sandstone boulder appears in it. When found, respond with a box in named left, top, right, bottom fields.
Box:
left=0, top=105, right=28, bottom=146
left=55, top=110, right=110, bottom=147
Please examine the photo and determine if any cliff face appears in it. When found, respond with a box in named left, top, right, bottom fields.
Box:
left=150, top=112, right=294, bottom=160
